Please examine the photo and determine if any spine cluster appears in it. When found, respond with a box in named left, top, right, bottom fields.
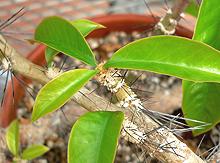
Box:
left=46, top=67, right=61, bottom=79
left=1, top=58, right=11, bottom=71
left=97, top=68, right=125, bottom=93
left=96, top=66, right=198, bottom=162
left=155, top=9, right=177, bottom=35
left=96, top=68, right=143, bottom=113
left=122, top=119, right=147, bottom=144
left=97, top=67, right=149, bottom=144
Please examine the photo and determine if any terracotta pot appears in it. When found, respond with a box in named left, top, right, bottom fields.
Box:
left=0, top=14, right=193, bottom=127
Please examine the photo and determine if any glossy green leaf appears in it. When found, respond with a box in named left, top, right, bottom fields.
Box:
left=105, top=36, right=220, bottom=83
left=21, top=145, right=49, bottom=160
left=185, top=0, right=199, bottom=17
left=35, top=16, right=97, bottom=66
left=45, top=19, right=105, bottom=66
left=6, top=119, right=19, bottom=156
left=32, top=69, right=98, bottom=122
left=193, top=0, right=220, bottom=49
left=183, top=0, right=220, bottom=135
left=71, top=19, right=105, bottom=37
left=183, top=82, right=219, bottom=135
left=68, top=111, right=124, bottom=163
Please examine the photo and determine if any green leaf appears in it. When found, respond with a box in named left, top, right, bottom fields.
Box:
left=183, top=0, right=220, bottom=135
left=6, top=119, right=19, bottom=156
left=21, top=145, right=49, bottom=160
left=105, top=35, right=220, bottom=83
left=32, top=69, right=98, bottom=122
left=183, top=82, right=218, bottom=135
left=45, top=19, right=105, bottom=66
left=193, top=0, right=220, bottom=49
left=35, top=16, right=97, bottom=66
left=71, top=19, right=105, bottom=37
left=185, top=0, right=199, bottom=17
left=45, top=47, right=59, bottom=67
left=68, top=111, right=124, bottom=163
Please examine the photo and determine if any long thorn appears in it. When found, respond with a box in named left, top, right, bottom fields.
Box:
left=143, top=0, right=157, bottom=23
left=129, top=72, right=144, bottom=87
left=0, top=7, right=24, bottom=28
left=196, top=135, right=206, bottom=155
left=10, top=72, right=15, bottom=110
left=1, top=70, right=9, bottom=107
left=0, top=7, right=25, bottom=31
left=59, top=55, right=68, bottom=72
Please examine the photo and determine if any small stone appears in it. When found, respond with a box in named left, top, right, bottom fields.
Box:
left=164, top=89, right=170, bottom=95
left=104, top=32, right=118, bottom=44
left=161, top=81, right=168, bottom=88
left=125, top=146, right=131, bottom=152
left=168, top=76, right=176, bottom=85
left=125, top=155, right=130, bottom=161
left=37, top=159, right=48, bottom=163
left=88, top=39, right=99, bottom=49
left=47, top=140, right=54, bottom=148
left=151, top=77, right=160, bottom=84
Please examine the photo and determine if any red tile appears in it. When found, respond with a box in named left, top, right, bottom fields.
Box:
left=0, top=0, right=110, bottom=55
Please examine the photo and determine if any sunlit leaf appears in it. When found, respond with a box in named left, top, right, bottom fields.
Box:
left=105, top=36, right=220, bottom=83
left=21, top=145, right=49, bottom=160
left=32, top=69, right=98, bottom=122
left=45, top=19, right=105, bottom=66
left=35, top=16, right=97, bottom=66
left=71, top=19, right=105, bottom=37
left=68, top=111, right=124, bottom=163
left=193, top=0, right=220, bottom=49
left=183, top=0, right=220, bottom=135
left=6, top=119, right=19, bottom=156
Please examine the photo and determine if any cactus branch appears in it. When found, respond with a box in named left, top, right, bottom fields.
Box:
left=0, top=34, right=204, bottom=162
left=0, top=35, right=49, bottom=85
left=150, top=0, right=190, bottom=35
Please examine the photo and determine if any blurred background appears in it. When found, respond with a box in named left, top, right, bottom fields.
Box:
left=0, top=0, right=173, bottom=55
